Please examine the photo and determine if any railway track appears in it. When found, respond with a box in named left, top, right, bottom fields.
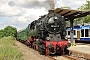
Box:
left=17, top=39, right=56, bottom=60
left=51, top=55, right=79, bottom=60
left=69, top=50, right=90, bottom=60
left=62, top=55, right=77, bottom=60
left=46, top=55, right=57, bottom=60
left=50, top=49, right=90, bottom=60
left=17, top=39, right=90, bottom=60
left=51, top=54, right=88, bottom=60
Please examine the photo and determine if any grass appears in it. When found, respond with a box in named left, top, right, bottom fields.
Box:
left=0, top=36, right=23, bottom=60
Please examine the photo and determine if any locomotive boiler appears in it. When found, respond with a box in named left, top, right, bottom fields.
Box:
left=17, top=10, right=71, bottom=55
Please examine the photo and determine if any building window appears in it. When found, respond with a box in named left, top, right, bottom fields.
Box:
left=81, top=29, right=84, bottom=37
left=68, top=31, right=70, bottom=35
left=73, top=30, right=76, bottom=35
left=85, top=29, right=89, bottom=37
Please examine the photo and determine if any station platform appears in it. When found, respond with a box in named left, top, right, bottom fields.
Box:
left=67, top=44, right=90, bottom=59
left=68, top=44, right=90, bottom=53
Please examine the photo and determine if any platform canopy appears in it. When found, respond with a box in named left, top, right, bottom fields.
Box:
left=54, top=8, right=90, bottom=21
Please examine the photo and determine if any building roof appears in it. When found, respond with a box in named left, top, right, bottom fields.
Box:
left=67, top=25, right=90, bottom=30
left=54, top=8, right=90, bottom=21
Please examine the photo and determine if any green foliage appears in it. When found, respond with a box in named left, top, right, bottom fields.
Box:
left=74, top=1, right=90, bottom=25
left=66, top=21, right=70, bottom=27
left=75, top=15, right=90, bottom=25
left=0, top=26, right=17, bottom=38
left=78, top=1, right=90, bottom=10
left=0, top=29, right=5, bottom=38
left=0, top=36, right=23, bottom=60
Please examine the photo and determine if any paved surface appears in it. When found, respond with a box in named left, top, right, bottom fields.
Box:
left=53, top=56, right=69, bottom=60
left=68, top=44, right=90, bottom=54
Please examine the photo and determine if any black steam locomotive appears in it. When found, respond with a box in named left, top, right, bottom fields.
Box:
left=17, top=10, right=70, bottom=55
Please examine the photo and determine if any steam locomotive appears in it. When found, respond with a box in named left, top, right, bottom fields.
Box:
left=17, top=10, right=71, bottom=55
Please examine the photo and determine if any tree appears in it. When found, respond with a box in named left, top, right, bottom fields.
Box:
left=74, top=0, right=90, bottom=25
left=4, top=26, right=17, bottom=37
left=0, top=29, right=5, bottom=38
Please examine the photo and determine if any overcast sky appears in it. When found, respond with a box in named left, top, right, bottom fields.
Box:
left=0, top=0, right=87, bottom=31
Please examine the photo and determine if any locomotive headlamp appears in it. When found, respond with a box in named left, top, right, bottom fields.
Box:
left=46, top=37, right=50, bottom=41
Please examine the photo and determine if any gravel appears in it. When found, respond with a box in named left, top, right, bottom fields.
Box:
left=14, top=41, right=69, bottom=60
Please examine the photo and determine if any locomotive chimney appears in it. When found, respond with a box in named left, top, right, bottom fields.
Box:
left=48, top=10, right=54, bottom=14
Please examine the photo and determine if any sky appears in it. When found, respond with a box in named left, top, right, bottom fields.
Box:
left=0, top=0, right=87, bottom=31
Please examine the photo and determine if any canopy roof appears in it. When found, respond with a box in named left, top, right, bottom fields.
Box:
left=54, top=8, right=90, bottom=21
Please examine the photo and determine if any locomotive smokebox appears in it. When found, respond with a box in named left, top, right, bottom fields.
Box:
left=48, top=10, right=54, bottom=14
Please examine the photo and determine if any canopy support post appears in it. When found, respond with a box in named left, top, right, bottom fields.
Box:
left=70, top=18, right=76, bottom=46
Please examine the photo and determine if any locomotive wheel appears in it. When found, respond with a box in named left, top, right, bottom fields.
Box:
left=64, top=47, right=69, bottom=55
left=38, top=48, right=44, bottom=55
left=58, top=50, right=63, bottom=56
left=38, top=45, right=45, bottom=55
left=39, top=50, right=45, bottom=55
left=56, top=47, right=62, bottom=55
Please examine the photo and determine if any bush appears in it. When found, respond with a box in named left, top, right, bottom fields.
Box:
left=0, top=36, right=23, bottom=60
left=0, top=26, right=17, bottom=38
